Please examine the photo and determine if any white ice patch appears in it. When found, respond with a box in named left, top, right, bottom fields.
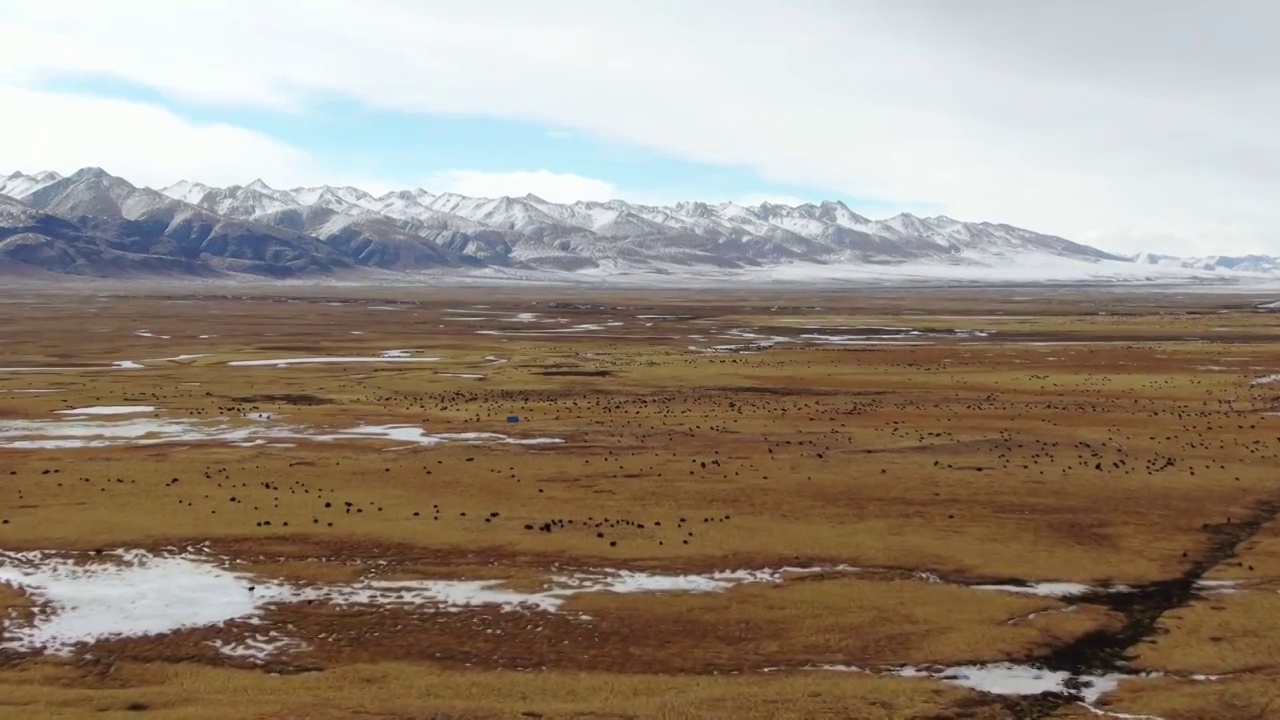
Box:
left=148, top=354, right=209, bottom=362
left=475, top=322, right=622, bottom=336
left=0, top=550, right=850, bottom=656
left=550, top=568, right=791, bottom=595
left=1194, top=579, right=1243, bottom=595
left=1079, top=704, right=1167, bottom=720
left=319, top=425, right=563, bottom=448
left=973, top=582, right=1132, bottom=598
left=683, top=325, right=971, bottom=353
left=816, top=662, right=1137, bottom=704
left=1007, top=605, right=1078, bottom=625
left=227, top=357, right=441, bottom=367
left=0, top=417, right=564, bottom=450
left=0, top=418, right=262, bottom=449
left=908, top=664, right=1125, bottom=703
left=208, top=633, right=309, bottom=661
left=973, top=582, right=1091, bottom=597
left=0, top=549, right=278, bottom=653
left=54, top=406, right=156, bottom=416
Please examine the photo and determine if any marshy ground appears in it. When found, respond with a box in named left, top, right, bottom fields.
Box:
left=0, top=284, right=1278, bottom=719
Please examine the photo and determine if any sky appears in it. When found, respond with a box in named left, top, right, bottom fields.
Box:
left=0, top=0, right=1276, bottom=257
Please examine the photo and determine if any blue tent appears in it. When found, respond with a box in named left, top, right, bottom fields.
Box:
left=506, top=415, right=520, bottom=423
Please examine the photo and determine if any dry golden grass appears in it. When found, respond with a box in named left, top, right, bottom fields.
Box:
left=1207, top=519, right=1280, bottom=583
left=1068, top=674, right=1280, bottom=720
left=1134, top=590, right=1280, bottom=676
left=0, top=661, right=991, bottom=720
left=1, top=287, right=1279, bottom=718
left=558, top=578, right=1122, bottom=670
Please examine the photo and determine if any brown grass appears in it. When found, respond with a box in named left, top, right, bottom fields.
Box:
left=1134, top=590, right=1280, bottom=676
left=1, top=287, right=1279, bottom=718
left=0, top=661, right=994, bottom=720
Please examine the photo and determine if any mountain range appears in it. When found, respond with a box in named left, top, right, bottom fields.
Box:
left=0, top=167, right=1270, bottom=282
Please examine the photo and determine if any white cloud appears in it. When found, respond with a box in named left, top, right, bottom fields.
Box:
left=1, top=1, right=1277, bottom=254
left=427, top=169, right=618, bottom=202
left=0, top=86, right=315, bottom=189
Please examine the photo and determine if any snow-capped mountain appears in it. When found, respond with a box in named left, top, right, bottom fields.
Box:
left=1, top=168, right=348, bottom=276
left=0, top=170, right=63, bottom=200
left=151, top=174, right=1124, bottom=271
left=0, top=167, right=1274, bottom=281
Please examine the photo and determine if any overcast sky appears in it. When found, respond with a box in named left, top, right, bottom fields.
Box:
left=0, top=0, right=1276, bottom=256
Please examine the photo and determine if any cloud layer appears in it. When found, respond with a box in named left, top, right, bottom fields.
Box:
left=1, top=0, right=1277, bottom=255
left=0, top=87, right=314, bottom=189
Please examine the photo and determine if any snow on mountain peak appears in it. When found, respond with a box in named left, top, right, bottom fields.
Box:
left=69, top=167, right=115, bottom=183
left=246, top=179, right=277, bottom=194
left=160, top=180, right=214, bottom=205
left=2, top=167, right=1165, bottom=279
left=0, top=170, right=65, bottom=200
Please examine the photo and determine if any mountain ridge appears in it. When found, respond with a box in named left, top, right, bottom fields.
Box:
left=0, top=167, right=1272, bottom=281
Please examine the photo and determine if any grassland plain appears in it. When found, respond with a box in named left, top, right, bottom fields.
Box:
left=0, top=285, right=1278, bottom=719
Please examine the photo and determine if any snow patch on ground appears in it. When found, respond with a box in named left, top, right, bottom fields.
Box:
left=228, top=357, right=441, bottom=367
left=0, top=416, right=563, bottom=450
left=148, top=354, right=209, bottom=362
left=1079, top=703, right=1167, bottom=719
left=53, top=406, right=156, bottom=416
left=0, top=550, right=854, bottom=657
left=972, top=582, right=1132, bottom=598
left=1194, top=579, right=1244, bottom=595
left=818, top=662, right=1152, bottom=707
left=895, top=663, right=1125, bottom=703
left=208, top=633, right=309, bottom=661
left=0, top=549, right=271, bottom=653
